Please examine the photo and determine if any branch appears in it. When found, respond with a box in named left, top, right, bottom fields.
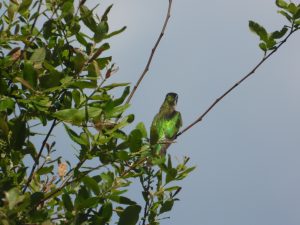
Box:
left=23, top=119, right=57, bottom=193
left=125, top=0, right=173, bottom=104
left=30, top=0, right=43, bottom=34
left=140, top=168, right=153, bottom=225
left=176, top=27, right=298, bottom=138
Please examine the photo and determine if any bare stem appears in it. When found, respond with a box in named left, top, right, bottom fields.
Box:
left=23, top=119, right=57, bottom=193
left=176, top=27, right=297, bottom=138
left=126, top=0, right=173, bottom=104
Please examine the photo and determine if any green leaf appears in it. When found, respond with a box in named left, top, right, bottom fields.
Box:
left=116, top=150, right=130, bottom=160
left=110, top=196, right=137, bottom=205
left=101, top=4, right=113, bottom=22
left=98, top=202, right=113, bottom=224
left=30, top=192, right=44, bottom=205
left=5, top=188, right=25, bottom=210
left=80, top=5, right=97, bottom=32
left=293, top=8, right=300, bottom=20
left=0, top=97, right=15, bottom=111
left=53, top=107, right=101, bottom=125
left=37, top=165, right=54, bottom=175
left=270, top=27, right=288, bottom=39
left=166, top=168, right=177, bottom=184
left=118, top=205, right=141, bottom=225
left=94, top=21, right=109, bottom=43
left=128, top=129, right=142, bottom=152
left=23, top=61, right=37, bottom=88
left=61, top=0, right=74, bottom=19
left=176, top=166, right=196, bottom=180
left=8, top=3, right=18, bottom=22
left=73, top=52, right=86, bottom=72
left=18, top=0, right=32, bottom=14
left=76, top=197, right=99, bottom=210
left=102, top=83, right=130, bottom=91
left=62, top=193, right=73, bottom=211
left=276, top=0, right=288, bottom=8
left=96, top=56, right=112, bottom=69
left=64, top=124, right=88, bottom=145
left=76, top=32, right=88, bottom=46
left=159, top=199, right=174, bottom=214
left=105, top=26, right=126, bottom=39
left=82, top=176, right=100, bottom=195
left=39, top=70, right=63, bottom=89
left=287, top=3, right=298, bottom=15
left=277, top=10, right=292, bottom=21
left=259, top=42, right=267, bottom=52
left=164, top=186, right=181, bottom=192
left=266, top=38, right=276, bottom=49
left=249, top=20, right=268, bottom=42
left=10, top=118, right=26, bottom=149
left=30, top=48, right=46, bottom=63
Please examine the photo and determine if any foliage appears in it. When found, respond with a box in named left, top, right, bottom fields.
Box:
left=0, top=0, right=194, bottom=224
left=1, top=0, right=299, bottom=224
left=249, top=0, right=300, bottom=53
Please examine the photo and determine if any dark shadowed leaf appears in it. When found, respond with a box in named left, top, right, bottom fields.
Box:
left=118, top=205, right=141, bottom=225
left=37, top=165, right=54, bottom=175
left=98, top=202, right=113, bottom=224
left=82, top=176, right=100, bottom=195
left=249, top=20, right=268, bottom=42
left=23, top=62, right=37, bottom=88
left=62, top=193, right=73, bottom=211
left=159, top=199, right=174, bottom=214
left=64, top=124, right=88, bottom=145
left=270, top=27, right=288, bottom=39
left=110, top=196, right=137, bottom=205
left=18, top=0, right=33, bottom=14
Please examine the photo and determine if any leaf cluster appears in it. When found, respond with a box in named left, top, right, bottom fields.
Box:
left=249, top=0, right=300, bottom=53
left=0, top=0, right=193, bottom=224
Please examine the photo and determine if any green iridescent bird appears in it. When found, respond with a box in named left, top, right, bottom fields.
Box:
left=150, top=92, right=182, bottom=156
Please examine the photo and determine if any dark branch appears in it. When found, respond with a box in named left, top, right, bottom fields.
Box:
left=23, top=119, right=57, bottom=193
left=176, top=27, right=298, bottom=138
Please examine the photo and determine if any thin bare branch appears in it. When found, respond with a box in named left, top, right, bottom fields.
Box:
left=176, top=27, right=298, bottom=138
left=126, top=0, right=173, bottom=104
left=23, top=119, right=57, bottom=193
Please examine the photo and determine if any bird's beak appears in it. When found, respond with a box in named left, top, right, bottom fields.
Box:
left=175, top=94, right=178, bottom=105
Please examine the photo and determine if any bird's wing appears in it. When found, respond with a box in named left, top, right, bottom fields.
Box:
left=150, top=114, right=159, bottom=145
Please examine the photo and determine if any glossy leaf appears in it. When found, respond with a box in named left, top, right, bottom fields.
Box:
left=276, top=0, right=288, bottom=8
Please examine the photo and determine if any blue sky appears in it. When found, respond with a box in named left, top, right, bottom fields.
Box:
left=98, top=0, right=300, bottom=224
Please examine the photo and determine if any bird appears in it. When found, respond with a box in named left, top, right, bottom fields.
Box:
left=150, top=92, right=182, bottom=156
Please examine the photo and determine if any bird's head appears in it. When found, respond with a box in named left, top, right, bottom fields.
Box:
left=165, top=92, right=178, bottom=106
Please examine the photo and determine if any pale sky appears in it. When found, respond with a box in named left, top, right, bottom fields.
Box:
left=100, top=0, right=300, bottom=224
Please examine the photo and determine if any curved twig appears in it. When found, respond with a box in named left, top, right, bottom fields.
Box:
left=126, top=0, right=173, bottom=104
left=176, top=27, right=298, bottom=138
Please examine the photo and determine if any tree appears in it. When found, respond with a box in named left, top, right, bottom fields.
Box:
left=0, top=0, right=299, bottom=224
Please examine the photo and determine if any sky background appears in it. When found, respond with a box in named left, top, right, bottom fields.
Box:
left=96, top=0, right=300, bottom=224
left=7, top=0, right=300, bottom=224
